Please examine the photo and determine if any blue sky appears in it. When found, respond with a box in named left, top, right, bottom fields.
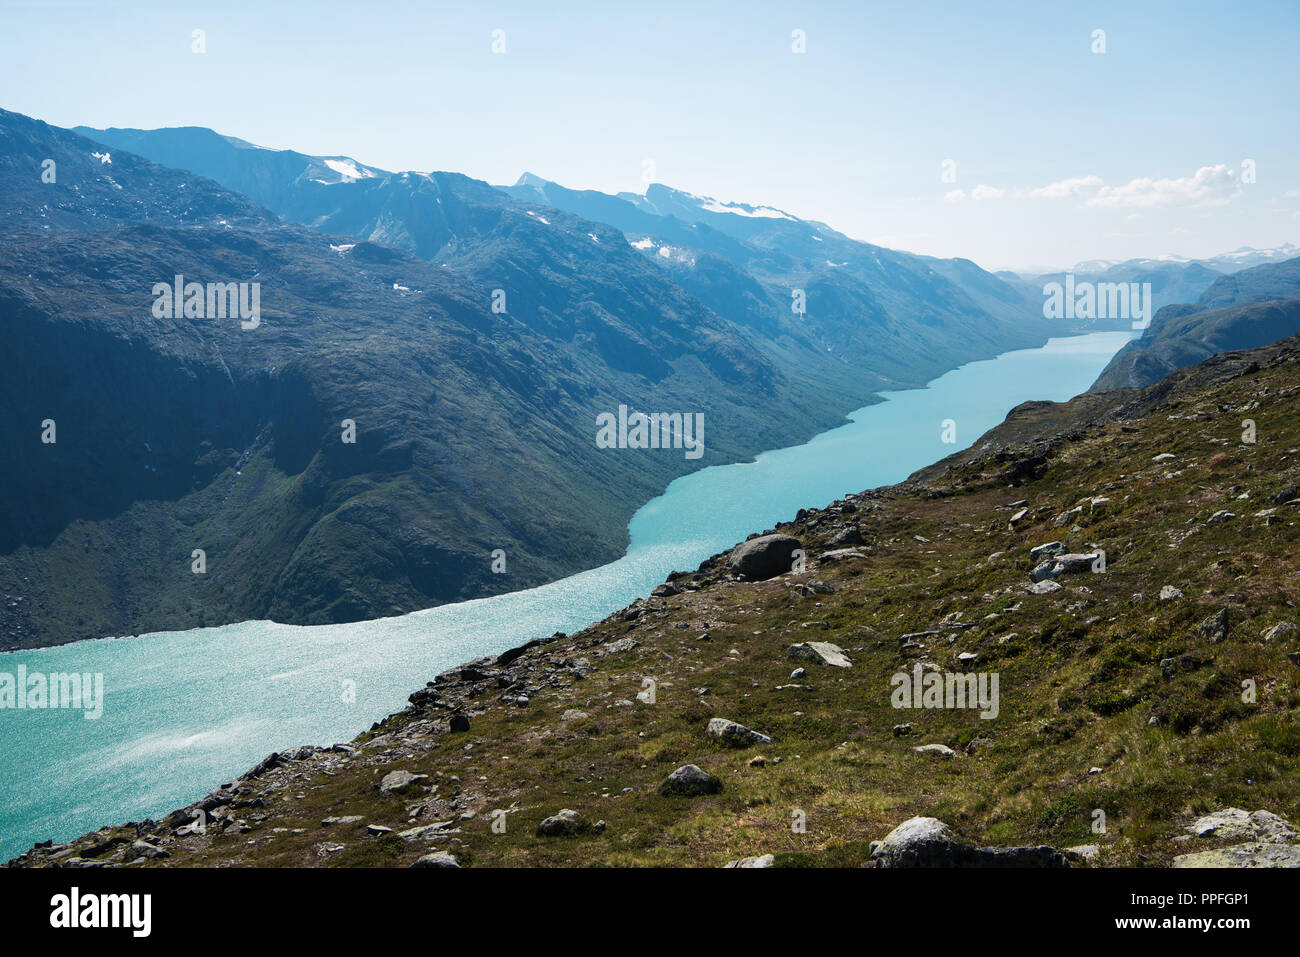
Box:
left=3, top=0, right=1297, bottom=270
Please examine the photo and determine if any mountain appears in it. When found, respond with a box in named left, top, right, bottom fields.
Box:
left=1030, top=260, right=1226, bottom=320
left=1091, top=257, right=1300, bottom=390
left=17, top=331, right=1300, bottom=868
left=1070, top=243, right=1300, bottom=276
left=74, top=127, right=1054, bottom=388
left=0, top=108, right=859, bottom=649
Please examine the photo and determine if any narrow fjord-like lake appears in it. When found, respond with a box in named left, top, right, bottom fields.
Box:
left=0, top=331, right=1134, bottom=859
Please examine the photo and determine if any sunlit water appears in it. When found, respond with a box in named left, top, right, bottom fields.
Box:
left=0, top=331, right=1134, bottom=859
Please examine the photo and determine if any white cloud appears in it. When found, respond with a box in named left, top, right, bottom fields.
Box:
left=944, top=188, right=966, bottom=203
left=970, top=184, right=1005, bottom=200
left=1086, top=164, right=1240, bottom=209
left=1024, top=174, right=1103, bottom=198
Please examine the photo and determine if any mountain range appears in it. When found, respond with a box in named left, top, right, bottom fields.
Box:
left=1091, top=257, right=1300, bottom=390
left=1, top=109, right=1054, bottom=649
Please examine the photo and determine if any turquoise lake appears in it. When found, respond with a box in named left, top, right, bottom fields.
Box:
left=0, top=330, right=1134, bottom=860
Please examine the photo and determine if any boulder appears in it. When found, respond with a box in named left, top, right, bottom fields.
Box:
left=1031, top=552, right=1100, bottom=581
left=128, top=840, right=169, bottom=860
left=379, top=770, right=429, bottom=796
left=1196, top=608, right=1229, bottom=643
left=1261, top=622, right=1297, bottom=643
left=724, top=854, right=775, bottom=868
left=410, top=851, right=460, bottom=868
left=1187, top=808, right=1297, bottom=843
left=912, top=744, right=956, bottom=758
left=787, top=641, right=852, bottom=668
left=707, top=718, right=772, bottom=748
left=869, top=816, right=1070, bottom=868
left=536, top=809, right=592, bottom=837
left=1173, top=844, right=1300, bottom=868
left=826, top=526, right=864, bottom=547
left=727, top=534, right=803, bottom=580
left=818, top=548, right=867, bottom=563
left=660, top=764, right=723, bottom=797
left=1029, top=541, right=1066, bottom=563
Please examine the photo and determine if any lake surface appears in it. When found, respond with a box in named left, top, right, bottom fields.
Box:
left=0, top=330, right=1134, bottom=860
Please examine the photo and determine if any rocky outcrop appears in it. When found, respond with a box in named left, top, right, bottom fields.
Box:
left=869, top=817, right=1070, bottom=868
left=1172, top=808, right=1300, bottom=868
left=727, top=534, right=802, bottom=580
left=787, top=641, right=852, bottom=668
left=660, top=765, right=723, bottom=797
left=706, top=718, right=772, bottom=748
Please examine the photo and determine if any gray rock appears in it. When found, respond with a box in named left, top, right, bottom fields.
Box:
left=1208, top=509, right=1236, bottom=523
left=826, top=525, right=864, bottom=547
left=411, top=851, right=460, bottom=868
left=399, top=821, right=457, bottom=842
left=1196, top=608, right=1229, bottom=643
left=1187, top=808, right=1297, bottom=843
left=1026, top=580, right=1062, bottom=595
left=1173, top=844, right=1300, bottom=868
left=912, top=744, right=956, bottom=758
left=128, top=840, right=169, bottom=860
left=790, top=667, right=806, bottom=679
left=379, top=770, right=429, bottom=796
left=727, top=534, right=803, bottom=580
left=660, top=764, right=723, bottom=797
left=787, top=641, right=852, bottom=668
left=1029, top=541, right=1066, bottom=563
left=1031, top=552, right=1100, bottom=581
left=1065, top=844, right=1101, bottom=863
left=869, top=816, right=1070, bottom=868
left=707, top=718, right=773, bottom=748
left=1159, top=585, right=1184, bottom=601
left=448, top=713, right=471, bottom=733
left=724, top=854, right=775, bottom=868
left=598, top=637, right=640, bottom=657
left=1262, top=622, right=1298, bottom=642
left=819, top=548, right=867, bottom=563
left=536, top=809, right=592, bottom=837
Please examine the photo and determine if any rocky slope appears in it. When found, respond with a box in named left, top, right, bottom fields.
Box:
left=14, top=333, right=1300, bottom=868
left=1092, top=257, right=1300, bottom=390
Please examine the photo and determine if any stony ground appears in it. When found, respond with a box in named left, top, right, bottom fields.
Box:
left=13, top=336, right=1300, bottom=869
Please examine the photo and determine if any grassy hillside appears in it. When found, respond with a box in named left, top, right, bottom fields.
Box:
left=18, top=333, right=1300, bottom=868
